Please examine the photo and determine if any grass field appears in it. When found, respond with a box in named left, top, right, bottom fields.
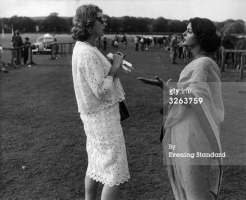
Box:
left=1, top=34, right=246, bottom=200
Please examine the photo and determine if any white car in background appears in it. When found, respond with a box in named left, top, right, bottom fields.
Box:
left=32, top=34, right=56, bottom=54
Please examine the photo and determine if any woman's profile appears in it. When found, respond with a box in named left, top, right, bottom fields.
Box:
left=138, top=17, right=224, bottom=200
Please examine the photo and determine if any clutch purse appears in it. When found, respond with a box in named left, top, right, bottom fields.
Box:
left=119, top=101, right=129, bottom=121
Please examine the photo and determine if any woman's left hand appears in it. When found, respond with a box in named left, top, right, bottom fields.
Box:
left=137, top=76, right=164, bottom=89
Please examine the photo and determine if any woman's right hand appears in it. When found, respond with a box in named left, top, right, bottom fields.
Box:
left=111, top=53, right=124, bottom=72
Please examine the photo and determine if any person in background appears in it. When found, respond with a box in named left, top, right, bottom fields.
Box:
left=71, top=4, right=130, bottom=200
left=122, top=35, right=127, bottom=50
left=170, top=35, right=178, bottom=64
left=53, top=38, right=59, bottom=59
left=103, top=37, right=107, bottom=51
left=11, top=32, right=17, bottom=66
left=0, top=44, right=5, bottom=72
left=111, top=36, right=115, bottom=47
left=134, top=36, right=139, bottom=51
left=0, top=44, right=3, bottom=63
left=178, top=37, right=184, bottom=59
left=140, top=37, right=144, bottom=51
left=11, top=30, right=23, bottom=65
left=23, top=37, right=31, bottom=64
left=183, top=45, right=192, bottom=64
left=114, top=39, right=118, bottom=48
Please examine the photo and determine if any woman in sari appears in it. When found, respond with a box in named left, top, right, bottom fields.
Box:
left=138, top=17, right=224, bottom=200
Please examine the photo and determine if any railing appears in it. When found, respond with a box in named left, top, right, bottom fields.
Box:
left=50, top=42, right=75, bottom=59
left=2, top=46, right=35, bottom=68
left=2, top=43, right=75, bottom=68
left=221, top=49, right=246, bottom=80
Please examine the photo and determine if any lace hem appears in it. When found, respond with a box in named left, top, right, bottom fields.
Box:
left=86, top=171, right=130, bottom=187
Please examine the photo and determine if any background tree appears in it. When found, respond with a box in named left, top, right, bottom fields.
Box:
left=152, top=17, right=168, bottom=32
left=108, top=17, right=123, bottom=33
left=0, top=18, right=10, bottom=32
left=7, top=15, right=36, bottom=33
left=39, top=13, right=70, bottom=32
left=138, top=17, right=153, bottom=33
left=167, top=20, right=187, bottom=32
left=2, top=13, right=245, bottom=35
left=219, top=20, right=246, bottom=34
left=18, top=17, right=36, bottom=32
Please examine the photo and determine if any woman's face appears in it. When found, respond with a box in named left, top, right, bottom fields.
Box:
left=182, top=23, right=198, bottom=47
left=91, top=12, right=107, bottom=38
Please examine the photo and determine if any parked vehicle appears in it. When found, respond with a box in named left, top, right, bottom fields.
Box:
left=32, top=34, right=56, bottom=54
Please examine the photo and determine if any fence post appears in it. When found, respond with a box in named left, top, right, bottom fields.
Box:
left=29, top=46, right=36, bottom=65
left=240, top=53, right=245, bottom=80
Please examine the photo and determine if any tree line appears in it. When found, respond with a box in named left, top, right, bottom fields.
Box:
left=1, top=13, right=245, bottom=35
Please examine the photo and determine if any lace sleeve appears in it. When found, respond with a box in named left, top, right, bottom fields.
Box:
left=77, top=51, right=116, bottom=101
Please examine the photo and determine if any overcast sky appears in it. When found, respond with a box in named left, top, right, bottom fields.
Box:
left=0, top=0, right=246, bottom=22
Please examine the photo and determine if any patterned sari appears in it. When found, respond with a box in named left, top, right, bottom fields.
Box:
left=163, top=57, right=224, bottom=200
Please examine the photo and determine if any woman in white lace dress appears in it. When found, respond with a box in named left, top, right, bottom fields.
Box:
left=71, top=4, right=130, bottom=200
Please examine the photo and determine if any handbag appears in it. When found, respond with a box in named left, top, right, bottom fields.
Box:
left=119, top=101, right=129, bottom=121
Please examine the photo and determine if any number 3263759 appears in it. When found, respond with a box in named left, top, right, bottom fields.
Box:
left=169, top=97, right=203, bottom=105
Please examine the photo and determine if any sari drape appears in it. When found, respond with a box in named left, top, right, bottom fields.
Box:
left=163, top=57, right=224, bottom=200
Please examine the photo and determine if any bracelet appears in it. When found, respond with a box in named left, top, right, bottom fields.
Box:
left=166, top=79, right=172, bottom=85
left=164, top=79, right=172, bottom=96
left=109, top=70, right=117, bottom=79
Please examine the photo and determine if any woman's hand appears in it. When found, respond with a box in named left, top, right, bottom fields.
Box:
left=108, top=52, right=124, bottom=80
left=111, top=52, right=124, bottom=72
left=137, top=76, right=164, bottom=89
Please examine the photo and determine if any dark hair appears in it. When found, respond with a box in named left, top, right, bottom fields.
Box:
left=71, top=4, right=102, bottom=41
left=190, top=17, right=221, bottom=53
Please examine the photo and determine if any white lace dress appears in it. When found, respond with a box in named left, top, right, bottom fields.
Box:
left=72, top=41, right=130, bottom=186
left=80, top=103, right=130, bottom=186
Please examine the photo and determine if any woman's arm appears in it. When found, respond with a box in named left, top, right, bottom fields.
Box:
left=138, top=76, right=192, bottom=107
left=108, top=52, right=124, bottom=81
left=78, top=51, right=122, bottom=100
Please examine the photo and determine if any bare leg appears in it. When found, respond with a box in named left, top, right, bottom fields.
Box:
left=85, top=175, right=99, bottom=200
left=101, top=185, right=120, bottom=200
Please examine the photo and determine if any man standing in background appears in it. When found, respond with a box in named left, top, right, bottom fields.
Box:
left=170, top=35, right=178, bottom=64
left=23, top=37, right=31, bottom=64
left=11, top=30, right=23, bottom=65
left=134, top=36, right=139, bottom=51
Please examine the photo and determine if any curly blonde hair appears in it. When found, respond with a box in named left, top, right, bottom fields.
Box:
left=71, top=4, right=102, bottom=41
